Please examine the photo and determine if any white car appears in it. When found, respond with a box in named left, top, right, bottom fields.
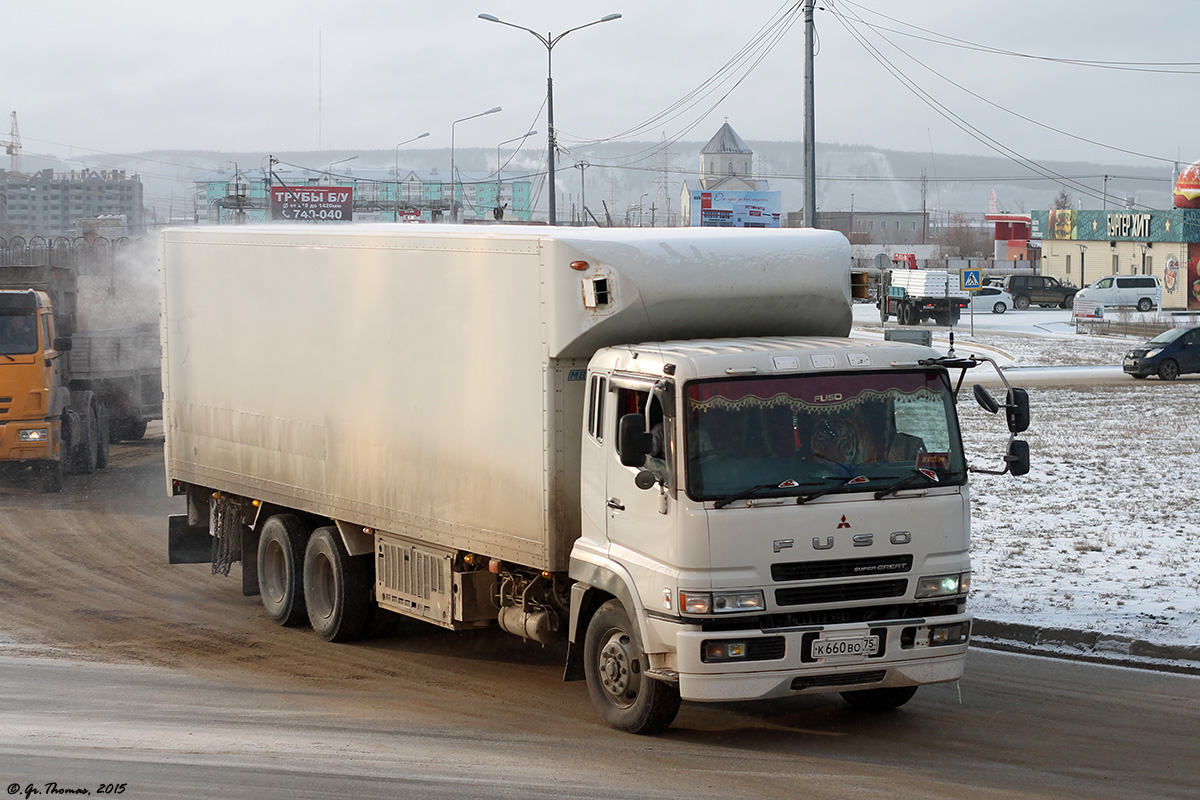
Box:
left=969, top=286, right=1014, bottom=314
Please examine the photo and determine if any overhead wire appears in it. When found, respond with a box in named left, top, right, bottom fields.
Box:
left=821, top=0, right=1159, bottom=211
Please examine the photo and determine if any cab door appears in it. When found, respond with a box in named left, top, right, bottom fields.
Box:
left=603, top=378, right=677, bottom=606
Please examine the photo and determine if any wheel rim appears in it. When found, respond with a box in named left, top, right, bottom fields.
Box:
left=597, top=628, right=642, bottom=709
left=1161, top=362, right=1179, bottom=380
left=994, top=302, right=1005, bottom=314
left=262, top=539, right=288, bottom=605
left=308, top=551, right=336, bottom=622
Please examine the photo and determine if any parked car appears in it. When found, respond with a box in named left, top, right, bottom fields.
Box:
left=1123, top=325, right=1200, bottom=380
left=1076, top=275, right=1161, bottom=312
left=969, top=286, right=1014, bottom=314
left=1001, top=275, right=1077, bottom=310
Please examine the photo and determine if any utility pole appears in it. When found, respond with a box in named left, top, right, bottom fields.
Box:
left=802, top=0, right=816, bottom=227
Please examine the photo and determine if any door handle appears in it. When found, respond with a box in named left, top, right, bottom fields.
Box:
left=607, top=497, right=625, bottom=512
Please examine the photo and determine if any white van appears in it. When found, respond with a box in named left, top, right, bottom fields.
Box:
left=1075, top=275, right=1161, bottom=312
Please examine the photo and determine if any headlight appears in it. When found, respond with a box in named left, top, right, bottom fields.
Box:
left=915, top=572, right=971, bottom=599
left=680, top=590, right=765, bottom=615
left=1146, top=348, right=1163, bottom=358
left=18, top=429, right=50, bottom=442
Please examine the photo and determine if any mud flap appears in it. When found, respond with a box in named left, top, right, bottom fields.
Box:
left=241, top=524, right=260, bottom=598
left=167, top=514, right=211, bottom=564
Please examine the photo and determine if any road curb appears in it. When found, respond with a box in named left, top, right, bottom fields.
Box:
left=971, top=619, right=1200, bottom=675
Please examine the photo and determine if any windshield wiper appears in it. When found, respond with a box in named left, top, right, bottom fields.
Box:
left=713, top=482, right=787, bottom=509
left=795, top=475, right=870, bottom=505
left=873, top=469, right=938, bottom=500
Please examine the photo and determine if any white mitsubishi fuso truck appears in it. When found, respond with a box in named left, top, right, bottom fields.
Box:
left=160, top=225, right=1029, bottom=734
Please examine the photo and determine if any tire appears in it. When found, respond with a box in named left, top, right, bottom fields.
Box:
left=1137, top=297, right=1153, bottom=312
left=35, top=460, right=64, bottom=493
left=992, top=302, right=1006, bottom=314
left=110, top=415, right=147, bottom=442
left=1062, top=293, right=1076, bottom=310
left=1157, top=359, right=1180, bottom=381
left=257, top=514, right=312, bottom=627
left=1014, top=295, right=1030, bottom=310
left=584, top=600, right=681, bottom=734
left=95, top=402, right=110, bottom=470
left=73, top=404, right=99, bottom=475
left=840, top=685, right=918, bottom=711
left=303, top=526, right=376, bottom=642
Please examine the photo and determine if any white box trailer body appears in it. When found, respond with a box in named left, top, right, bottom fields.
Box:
left=160, top=225, right=852, bottom=574
left=161, top=224, right=1025, bottom=733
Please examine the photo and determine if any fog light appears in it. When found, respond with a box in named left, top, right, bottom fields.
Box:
left=18, top=429, right=49, bottom=442
left=930, top=623, right=968, bottom=646
left=703, top=640, right=747, bottom=662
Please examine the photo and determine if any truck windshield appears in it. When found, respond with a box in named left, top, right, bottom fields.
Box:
left=684, top=370, right=966, bottom=502
left=0, top=311, right=39, bottom=356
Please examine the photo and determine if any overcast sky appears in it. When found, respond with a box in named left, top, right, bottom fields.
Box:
left=3, top=1, right=1197, bottom=174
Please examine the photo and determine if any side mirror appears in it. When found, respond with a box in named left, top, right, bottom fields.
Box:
left=1005, top=388, right=1030, bottom=434
left=53, top=337, right=72, bottom=352
left=973, top=384, right=999, bottom=414
left=1005, top=439, right=1030, bottom=476
left=618, top=413, right=653, bottom=468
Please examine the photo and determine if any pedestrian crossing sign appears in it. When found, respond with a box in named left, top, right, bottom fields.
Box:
left=961, top=269, right=982, bottom=291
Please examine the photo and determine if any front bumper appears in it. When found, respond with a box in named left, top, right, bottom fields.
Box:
left=1123, top=356, right=1153, bottom=377
left=0, top=422, right=56, bottom=463
left=671, top=613, right=971, bottom=702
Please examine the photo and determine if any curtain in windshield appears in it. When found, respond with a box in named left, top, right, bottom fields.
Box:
left=684, top=371, right=965, bottom=500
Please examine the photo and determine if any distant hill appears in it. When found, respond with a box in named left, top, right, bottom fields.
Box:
left=16, top=140, right=1177, bottom=224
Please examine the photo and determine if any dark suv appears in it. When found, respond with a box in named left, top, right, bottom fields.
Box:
left=1002, top=275, right=1077, bottom=310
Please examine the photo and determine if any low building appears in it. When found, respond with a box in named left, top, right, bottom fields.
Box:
left=1033, top=205, right=1200, bottom=311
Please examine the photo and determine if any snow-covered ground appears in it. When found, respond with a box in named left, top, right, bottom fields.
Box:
left=851, top=304, right=1200, bottom=655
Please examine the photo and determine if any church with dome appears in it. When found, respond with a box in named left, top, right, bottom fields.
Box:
left=679, top=121, right=782, bottom=227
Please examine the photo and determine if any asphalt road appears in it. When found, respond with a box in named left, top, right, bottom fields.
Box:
left=1, top=435, right=1198, bottom=800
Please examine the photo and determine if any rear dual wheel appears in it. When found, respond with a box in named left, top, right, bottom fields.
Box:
left=303, top=526, right=375, bottom=642
left=258, top=514, right=311, bottom=627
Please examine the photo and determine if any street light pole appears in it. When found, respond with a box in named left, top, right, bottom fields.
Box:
left=574, top=160, right=590, bottom=226
left=394, top=132, right=430, bottom=220
left=451, top=107, right=502, bottom=223
left=1078, top=244, right=1087, bottom=289
left=324, top=155, right=358, bottom=183
left=495, top=130, right=537, bottom=220
left=478, top=12, right=622, bottom=226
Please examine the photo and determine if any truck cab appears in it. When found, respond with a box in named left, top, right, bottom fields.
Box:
left=0, top=291, right=67, bottom=489
left=0, top=288, right=107, bottom=491
left=570, top=336, right=984, bottom=730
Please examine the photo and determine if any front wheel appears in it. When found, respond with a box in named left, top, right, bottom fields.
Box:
left=1137, top=297, right=1153, bottom=312
left=1061, top=293, right=1076, bottom=310
left=1158, top=359, right=1180, bottom=381
left=841, top=685, right=918, bottom=710
left=304, top=526, right=375, bottom=642
left=584, top=600, right=681, bottom=734
left=1014, top=295, right=1031, bottom=310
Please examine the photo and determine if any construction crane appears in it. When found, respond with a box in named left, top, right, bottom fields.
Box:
left=2, top=111, right=21, bottom=174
